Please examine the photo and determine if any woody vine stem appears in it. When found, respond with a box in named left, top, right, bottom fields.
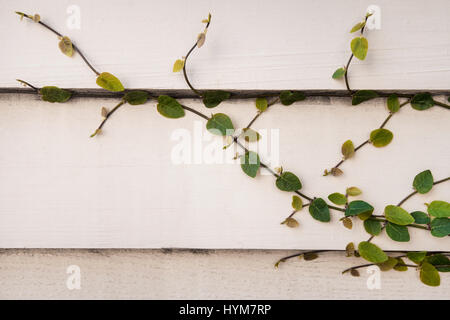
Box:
left=11, top=10, right=450, bottom=287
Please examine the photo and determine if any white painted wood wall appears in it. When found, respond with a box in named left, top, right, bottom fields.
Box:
left=0, top=0, right=449, bottom=298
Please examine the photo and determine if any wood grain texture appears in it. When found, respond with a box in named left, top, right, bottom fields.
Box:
left=0, top=249, right=449, bottom=299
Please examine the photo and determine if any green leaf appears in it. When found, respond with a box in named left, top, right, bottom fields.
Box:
left=426, top=254, right=450, bottom=272
left=411, top=93, right=434, bottom=111
left=156, top=95, right=185, bottom=119
left=386, top=222, right=410, bottom=242
left=123, top=91, right=149, bottom=105
left=292, top=196, right=303, bottom=211
left=387, top=94, right=400, bottom=113
left=358, top=241, right=388, bottom=263
left=430, top=218, right=450, bottom=238
left=358, top=211, right=372, bottom=221
left=411, top=211, right=430, bottom=224
left=206, top=113, right=234, bottom=136
left=346, top=187, right=362, bottom=196
left=328, top=193, right=347, bottom=205
left=241, top=128, right=260, bottom=142
left=303, top=252, right=319, bottom=261
left=341, top=140, right=355, bottom=159
left=255, top=98, right=268, bottom=112
left=413, top=170, right=434, bottom=194
left=279, top=91, right=306, bottom=106
left=308, top=198, right=330, bottom=222
left=39, top=86, right=72, bottom=103
left=240, top=151, right=260, bottom=178
left=58, top=36, right=73, bottom=57
left=407, top=251, right=427, bottom=264
left=96, top=72, right=124, bottom=92
left=202, top=91, right=231, bottom=108
left=384, top=205, right=415, bottom=225
left=369, top=128, right=393, bottom=147
left=350, top=36, right=368, bottom=60
left=345, top=200, right=374, bottom=217
left=420, top=262, right=440, bottom=287
left=332, top=67, right=346, bottom=79
left=275, top=172, right=302, bottom=192
left=342, top=217, right=353, bottom=229
left=173, top=59, right=185, bottom=72
left=350, top=21, right=366, bottom=33
left=393, top=258, right=408, bottom=271
left=377, top=257, right=398, bottom=271
left=364, top=219, right=382, bottom=236
left=352, top=90, right=378, bottom=105
left=427, top=200, right=450, bottom=218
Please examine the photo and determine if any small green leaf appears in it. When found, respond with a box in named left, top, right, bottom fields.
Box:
left=281, top=217, right=299, bottom=228
left=156, top=95, right=185, bottom=119
left=387, top=94, right=400, bottom=113
left=328, top=193, right=347, bottom=205
left=39, top=86, right=72, bottom=103
left=241, top=128, right=260, bottom=142
left=341, top=140, right=355, bottom=159
left=58, top=36, right=73, bottom=57
left=345, top=200, right=374, bottom=217
left=202, top=91, right=231, bottom=108
left=427, top=200, right=450, bottom=218
left=332, top=67, right=346, bottom=79
left=377, top=257, right=398, bottom=271
left=350, top=36, right=368, bottom=60
left=240, top=151, right=260, bottom=178
left=369, top=128, right=393, bottom=147
left=411, top=93, right=434, bottom=111
left=358, top=211, right=373, bottom=221
left=393, top=258, right=408, bottom=271
left=279, top=91, right=306, bottom=106
left=292, top=196, right=303, bottom=211
left=350, top=21, right=366, bottom=33
left=358, top=241, right=388, bottom=263
left=275, top=172, right=302, bottom=192
left=173, top=59, right=185, bottom=72
left=364, top=219, right=382, bottom=236
left=430, top=218, right=450, bottom=238
left=342, top=217, right=353, bottom=229
left=303, top=252, right=319, bottom=261
left=352, top=90, right=378, bottom=105
left=411, top=211, right=430, bottom=224
left=123, top=91, right=149, bottom=105
left=96, top=72, right=124, bottom=92
left=386, top=222, right=410, bottom=242
left=384, top=205, right=415, bottom=225
left=255, top=98, right=268, bottom=112
left=420, top=262, right=440, bottom=287
left=413, top=170, right=434, bottom=194
left=206, top=113, right=234, bottom=136
left=346, top=187, right=362, bottom=196
left=426, top=254, right=450, bottom=272
left=407, top=251, right=427, bottom=264
left=308, top=198, right=330, bottom=222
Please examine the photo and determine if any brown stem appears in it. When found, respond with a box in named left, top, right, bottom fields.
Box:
left=90, top=100, right=126, bottom=137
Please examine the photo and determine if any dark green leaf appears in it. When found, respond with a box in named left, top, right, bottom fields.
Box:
left=350, top=37, right=368, bottom=60
left=358, top=241, right=388, bottom=263
left=275, top=172, right=302, bottom=192
left=387, top=94, right=400, bottom=113
left=427, top=200, right=450, bottom=218
left=332, top=67, right=346, bottom=79
left=407, top=251, right=427, bottom=264
left=202, top=91, right=231, bottom=108
left=308, top=198, right=330, bottom=222
left=279, top=91, right=306, bottom=106
left=345, top=200, right=374, bottom=217
left=123, top=91, right=149, bottom=105
left=413, top=170, right=434, bottom=194
left=328, top=193, right=347, bottom=205
left=96, top=72, right=124, bottom=92
left=206, top=113, right=234, bottom=136
left=411, top=93, right=434, bottom=111
left=426, top=254, right=450, bottom=272
left=352, top=90, right=378, bottom=105
left=156, top=95, right=185, bottom=119
left=420, top=262, right=440, bottom=287
left=384, top=205, right=415, bottom=225
left=430, top=218, right=450, bottom=238
left=386, top=222, right=410, bottom=242
left=364, top=219, right=382, bottom=236
left=369, top=128, right=393, bottom=147
left=39, top=86, right=72, bottom=103
left=411, top=211, right=430, bottom=224
left=240, top=151, right=260, bottom=178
